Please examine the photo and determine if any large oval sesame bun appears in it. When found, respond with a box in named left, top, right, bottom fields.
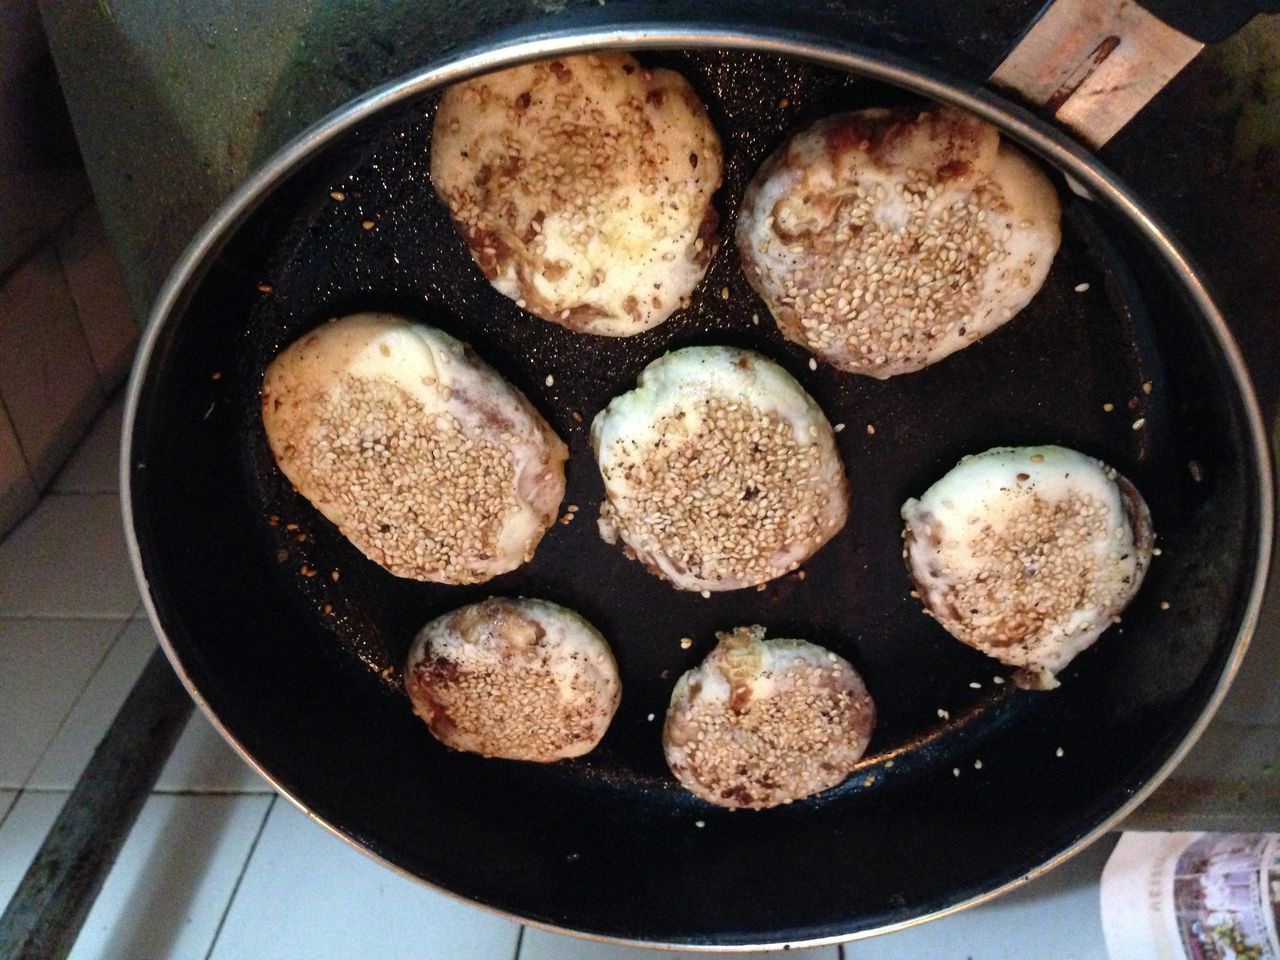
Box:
left=591, top=346, right=849, bottom=593
left=664, top=625, right=876, bottom=809
left=261, top=313, right=567, bottom=584
left=406, top=597, right=621, bottom=762
left=901, top=445, right=1154, bottom=689
left=430, top=53, right=722, bottom=337
left=736, top=105, right=1061, bottom=378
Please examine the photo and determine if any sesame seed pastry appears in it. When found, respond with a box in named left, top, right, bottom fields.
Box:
left=901, top=445, right=1154, bottom=690
left=406, top=597, right=621, bottom=761
left=430, top=52, right=722, bottom=336
left=591, top=346, right=849, bottom=593
left=737, top=105, right=1061, bottom=377
left=663, top=625, right=876, bottom=809
left=261, top=313, right=567, bottom=584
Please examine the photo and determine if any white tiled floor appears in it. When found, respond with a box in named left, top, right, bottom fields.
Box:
left=0, top=493, right=138, bottom=617
left=0, top=618, right=129, bottom=786
left=65, top=794, right=272, bottom=960
left=208, top=799, right=522, bottom=960
left=0, top=790, right=68, bottom=909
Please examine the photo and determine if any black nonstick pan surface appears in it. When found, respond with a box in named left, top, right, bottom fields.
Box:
left=124, top=27, right=1271, bottom=950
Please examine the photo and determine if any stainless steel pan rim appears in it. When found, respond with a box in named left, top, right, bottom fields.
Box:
left=120, top=21, right=1275, bottom=952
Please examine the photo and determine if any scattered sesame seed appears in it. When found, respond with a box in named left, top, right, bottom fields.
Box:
left=796, top=570, right=806, bottom=580
left=1074, top=282, right=1090, bottom=293
left=1142, top=381, right=1152, bottom=394
left=700, top=589, right=712, bottom=599
left=545, top=374, right=555, bottom=387
left=993, top=676, right=1005, bottom=685
left=257, top=283, right=273, bottom=293
left=211, top=371, right=222, bottom=381
left=952, top=767, right=961, bottom=778
left=969, top=681, right=981, bottom=689
left=808, top=357, right=818, bottom=371
left=330, top=569, right=341, bottom=582
left=1160, top=601, right=1170, bottom=610
left=974, top=759, right=983, bottom=770
left=756, top=584, right=767, bottom=592
left=300, top=565, right=317, bottom=577
left=329, top=190, right=346, bottom=201
left=884, top=759, right=894, bottom=768
left=361, top=219, right=376, bottom=230
left=571, top=410, right=583, bottom=423
left=647, top=713, right=656, bottom=722
left=1103, top=402, right=1114, bottom=412
left=866, top=424, right=876, bottom=435
left=695, top=820, right=706, bottom=829
left=285, top=523, right=299, bottom=531
left=567, top=504, right=579, bottom=513
left=516, top=299, right=527, bottom=309
left=1132, top=418, right=1146, bottom=430
left=1055, top=747, right=1065, bottom=758
left=1030, top=453, right=1044, bottom=463
left=751, top=313, right=760, bottom=325
left=834, top=423, right=845, bottom=433
left=720, top=286, right=730, bottom=300
left=322, top=603, right=333, bottom=614
left=937, top=708, right=950, bottom=720
left=1153, top=547, right=1162, bottom=556
left=1188, top=460, right=1204, bottom=482
left=778, top=97, right=789, bottom=109
left=680, top=637, right=693, bottom=649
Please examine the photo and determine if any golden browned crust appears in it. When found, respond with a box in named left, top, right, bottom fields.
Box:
left=406, top=598, right=621, bottom=762
left=736, top=105, right=1061, bottom=378
left=431, top=53, right=723, bottom=337
left=663, top=626, right=876, bottom=809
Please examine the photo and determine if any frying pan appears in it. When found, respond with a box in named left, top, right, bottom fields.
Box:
left=122, top=18, right=1273, bottom=951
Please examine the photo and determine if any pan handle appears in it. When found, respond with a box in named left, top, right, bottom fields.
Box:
left=991, top=0, right=1279, bottom=147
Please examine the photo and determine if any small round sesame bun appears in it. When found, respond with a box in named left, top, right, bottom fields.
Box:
left=591, top=346, right=849, bottom=592
left=430, top=53, right=722, bottom=337
left=901, top=445, right=1154, bottom=689
left=663, top=626, right=875, bottom=809
left=405, top=597, right=621, bottom=762
left=736, top=105, right=1061, bottom=378
left=262, top=313, right=567, bottom=584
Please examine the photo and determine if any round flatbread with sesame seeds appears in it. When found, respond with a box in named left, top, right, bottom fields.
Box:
left=261, top=313, right=567, bottom=584
left=590, top=346, right=849, bottom=593
left=430, top=52, right=722, bottom=337
left=736, top=105, right=1061, bottom=378
left=901, top=445, right=1154, bottom=689
left=405, top=597, right=621, bottom=761
left=663, top=625, right=876, bottom=809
